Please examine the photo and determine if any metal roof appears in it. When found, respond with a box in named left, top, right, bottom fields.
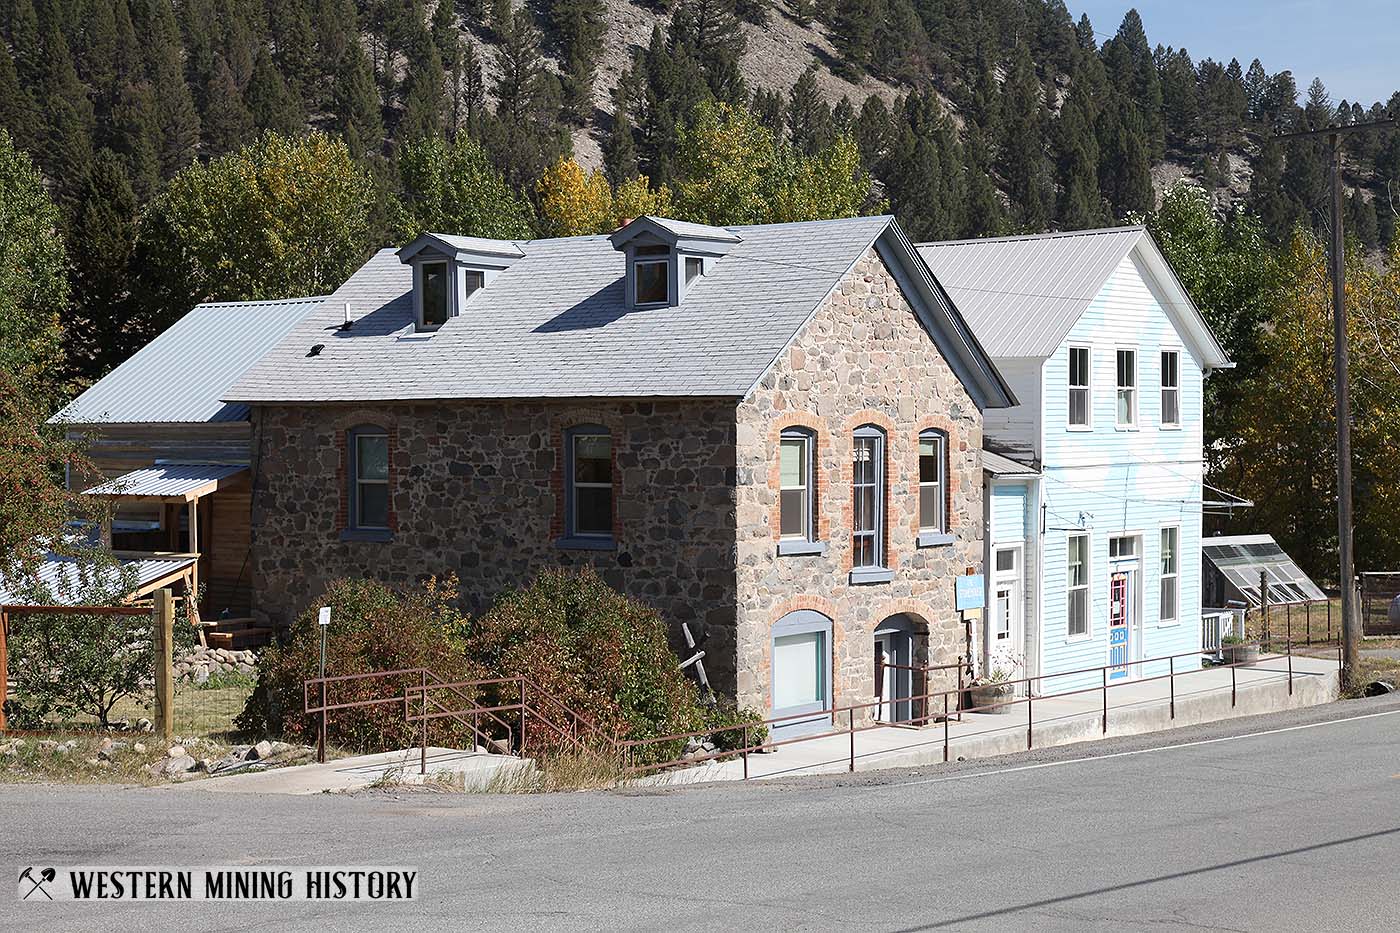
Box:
left=54, top=296, right=327, bottom=425
left=983, top=450, right=1039, bottom=476
left=916, top=227, right=1230, bottom=368
left=1202, top=534, right=1326, bottom=607
left=0, top=553, right=197, bottom=606
left=84, top=463, right=248, bottom=500
left=225, top=216, right=1012, bottom=408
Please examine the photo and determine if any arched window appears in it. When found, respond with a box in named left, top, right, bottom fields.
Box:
left=777, top=427, right=823, bottom=555
left=851, top=425, right=887, bottom=577
left=770, top=609, right=833, bottom=737
left=347, top=425, right=390, bottom=532
left=918, top=429, right=947, bottom=535
left=565, top=425, right=612, bottom=540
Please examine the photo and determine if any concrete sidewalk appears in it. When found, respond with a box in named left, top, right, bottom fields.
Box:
left=166, top=746, right=531, bottom=795
left=652, top=654, right=1341, bottom=784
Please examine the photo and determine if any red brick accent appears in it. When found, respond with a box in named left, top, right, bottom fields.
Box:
left=760, top=597, right=840, bottom=713
left=766, top=412, right=832, bottom=544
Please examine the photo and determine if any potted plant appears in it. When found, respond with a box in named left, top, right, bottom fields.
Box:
left=966, top=667, right=1015, bottom=714
left=1221, top=634, right=1260, bottom=665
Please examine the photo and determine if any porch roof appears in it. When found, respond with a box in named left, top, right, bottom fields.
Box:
left=84, top=462, right=248, bottom=502
left=982, top=450, right=1039, bottom=476
left=0, top=553, right=197, bottom=606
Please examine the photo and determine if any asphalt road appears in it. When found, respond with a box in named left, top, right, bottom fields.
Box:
left=5, top=693, right=1400, bottom=932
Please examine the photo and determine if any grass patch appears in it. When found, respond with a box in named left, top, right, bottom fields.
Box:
left=474, top=747, right=626, bottom=794
left=1342, top=657, right=1400, bottom=699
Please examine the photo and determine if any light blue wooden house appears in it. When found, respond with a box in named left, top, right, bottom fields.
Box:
left=919, top=228, right=1232, bottom=692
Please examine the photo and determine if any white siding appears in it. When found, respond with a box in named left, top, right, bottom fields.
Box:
left=1032, top=251, right=1207, bottom=692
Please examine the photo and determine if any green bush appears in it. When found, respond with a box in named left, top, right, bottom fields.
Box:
left=1, top=549, right=196, bottom=728
left=706, top=701, right=769, bottom=753
left=462, top=567, right=709, bottom=761
left=236, top=577, right=477, bottom=752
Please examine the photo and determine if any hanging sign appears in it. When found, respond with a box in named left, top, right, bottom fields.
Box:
left=956, top=574, right=986, bottom=612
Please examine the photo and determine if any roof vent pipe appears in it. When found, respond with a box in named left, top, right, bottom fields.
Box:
left=339, top=302, right=353, bottom=331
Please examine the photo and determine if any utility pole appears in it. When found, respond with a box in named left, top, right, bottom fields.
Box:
left=1276, top=118, right=1396, bottom=687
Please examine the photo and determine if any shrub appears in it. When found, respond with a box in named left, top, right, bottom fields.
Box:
left=1, top=549, right=195, bottom=728
left=462, top=567, right=708, bottom=761
left=237, top=577, right=477, bottom=752
left=705, top=701, right=769, bottom=753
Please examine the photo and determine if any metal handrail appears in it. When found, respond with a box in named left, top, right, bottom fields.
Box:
left=621, top=637, right=1340, bottom=777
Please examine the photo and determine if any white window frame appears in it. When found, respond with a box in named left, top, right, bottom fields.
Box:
left=1067, top=344, right=1093, bottom=430
left=779, top=429, right=815, bottom=542
left=350, top=428, right=390, bottom=531
left=1115, top=348, right=1138, bottom=429
left=1159, top=525, right=1180, bottom=625
left=1160, top=349, right=1181, bottom=429
left=419, top=260, right=451, bottom=330
left=1067, top=532, right=1091, bottom=640
left=917, top=429, right=946, bottom=534
left=567, top=427, right=613, bottom=540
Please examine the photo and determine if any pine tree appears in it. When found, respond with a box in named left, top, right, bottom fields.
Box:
left=1098, top=97, right=1154, bottom=217
left=787, top=63, right=833, bottom=155
left=66, top=149, right=139, bottom=380
left=1243, top=58, right=1268, bottom=121
left=333, top=43, right=385, bottom=158
left=1100, top=10, right=1164, bottom=159
left=130, top=0, right=200, bottom=177
left=201, top=56, right=255, bottom=158
left=245, top=46, right=305, bottom=137
left=484, top=7, right=570, bottom=187
left=269, top=0, right=319, bottom=109
left=670, top=0, right=747, bottom=103
left=0, top=43, right=41, bottom=153
left=38, top=24, right=96, bottom=210
left=831, top=0, right=875, bottom=79
left=603, top=111, right=640, bottom=186
left=1158, top=46, right=1198, bottom=145
left=998, top=44, right=1053, bottom=229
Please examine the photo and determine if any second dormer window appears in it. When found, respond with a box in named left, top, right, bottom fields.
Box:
left=422, top=261, right=449, bottom=328
left=633, top=245, right=670, bottom=305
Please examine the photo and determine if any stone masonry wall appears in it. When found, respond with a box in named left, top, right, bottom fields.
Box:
left=249, top=399, right=742, bottom=693
left=734, top=247, right=985, bottom=719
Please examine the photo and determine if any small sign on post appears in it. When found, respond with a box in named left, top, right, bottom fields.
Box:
left=955, top=574, right=986, bottom=612
left=317, top=607, right=330, bottom=764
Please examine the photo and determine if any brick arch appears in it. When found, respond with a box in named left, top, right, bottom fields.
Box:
left=759, top=597, right=839, bottom=716
left=549, top=409, right=625, bottom=541
left=766, top=412, right=833, bottom=543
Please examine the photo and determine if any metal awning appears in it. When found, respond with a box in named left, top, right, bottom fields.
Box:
left=84, top=463, right=248, bottom=502
left=0, top=553, right=198, bottom=606
left=983, top=450, right=1039, bottom=477
left=1202, top=534, right=1326, bottom=607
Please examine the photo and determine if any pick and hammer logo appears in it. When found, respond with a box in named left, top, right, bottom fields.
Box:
left=18, top=867, right=56, bottom=901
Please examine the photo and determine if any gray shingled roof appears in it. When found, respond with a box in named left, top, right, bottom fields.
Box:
left=55, top=296, right=326, bottom=425
left=228, top=216, right=896, bottom=402
left=916, top=226, right=1230, bottom=367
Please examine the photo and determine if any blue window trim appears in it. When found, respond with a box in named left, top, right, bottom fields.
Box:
left=770, top=609, right=833, bottom=737
left=346, top=424, right=391, bottom=539
left=562, top=424, right=614, bottom=545
left=851, top=424, right=887, bottom=574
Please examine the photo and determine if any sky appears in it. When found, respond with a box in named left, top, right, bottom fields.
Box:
left=1070, top=1, right=1398, bottom=107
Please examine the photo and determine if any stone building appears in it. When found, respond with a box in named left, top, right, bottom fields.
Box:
left=227, top=215, right=1014, bottom=733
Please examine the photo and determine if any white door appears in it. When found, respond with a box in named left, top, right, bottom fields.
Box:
left=874, top=635, right=895, bottom=722
left=989, top=547, right=1023, bottom=680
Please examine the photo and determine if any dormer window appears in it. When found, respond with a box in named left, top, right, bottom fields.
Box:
left=634, top=245, right=671, bottom=305
left=422, top=262, right=449, bottom=328
left=396, top=232, right=525, bottom=333
left=608, top=216, right=742, bottom=310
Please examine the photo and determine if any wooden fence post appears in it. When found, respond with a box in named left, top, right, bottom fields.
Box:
left=153, top=589, right=174, bottom=741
